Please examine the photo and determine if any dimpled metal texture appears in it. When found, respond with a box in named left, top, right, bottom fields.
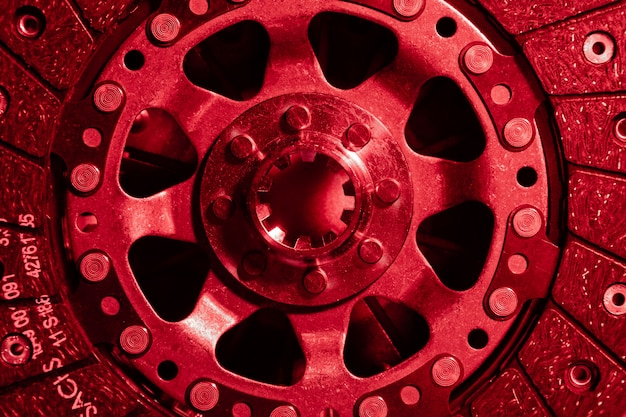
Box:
left=3, top=0, right=626, bottom=416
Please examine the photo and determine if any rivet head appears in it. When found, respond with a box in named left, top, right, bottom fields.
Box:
left=566, top=362, right=597, bottom=392
left=1, top=334, right=32, bottom=366
left=16, top=12, right=43, bottom=39
left=507, top=254, right=528, bottom=275
left=93, top=83, right=124, bottom=113
left=359, top=239, right=383, bottom=264
left=189, top=380, right=220, bottom=411
left=603, top=283, right=626, bottom=316
left=285, top=105, right=311, bottom=131
left=489, top=287, right=518, bottom=317
left=150, top=13, right=181, bottom=43
left=375, top=179, right=400, bottom=204
left=345, top=123, right=371, bottom=150
left=79, top=251, right=110, bottom=282
left=583, top=32, right=615, bottom=64
left=212, top=196, right=235, bottom=220
left=431, top=356, right=461, bottom=387
left=464, top=44, right=494, bottom=75
left=614, top=116, right=626, bottom=144
left=393, top=0, right=425, bottom=18
left=400, top=385, right=420, bottom=405
left=270, top=405, right=299, bottom=417
left=359, top=395, right=387, bottom=417
left=230, top=135, right=256, bottom=160
left=242, top=251, right=267, bottom=276
left=119, top=325, right=151, bottom=355
left=512, top=207, right=542, bottom=238
left=70, top=164, right=101, bottom=193
left=303, top=269, right=327, bottom=294
left=503, top=118, right=534, bottom=148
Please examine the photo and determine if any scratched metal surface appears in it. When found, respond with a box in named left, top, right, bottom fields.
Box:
left=0, top=297, right=90, bottom=387
left=0, top=0, right=93, bottom=90
left=470, top=368, right=550, bottom=417
left=518, top=307, right=626, bottom=417
left=553, top=238, right=626, bottom=361
left=0, top=147, right=45, bottom=228
left=553, top=95, right=626, bottom=175
left=568, top=168, right=626, bottom=260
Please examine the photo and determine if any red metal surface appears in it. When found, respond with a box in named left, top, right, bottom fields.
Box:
left=2, top=0, right=626, bottom=416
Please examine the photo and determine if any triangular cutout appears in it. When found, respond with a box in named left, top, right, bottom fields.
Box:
left=215, top=309, right=305, bottom=386
left=344, top=296, right=429, bottom=378
left=128, top=236, right=210, bottom=322
left=120, top=108, right=198, bottom=198
left=416, top=201, right=494, bottom=291
left=405, top=77, right=485, bottom=162
left=183, top=21, right=270, bottom=101
left=309, top=12, right=398, bottom=90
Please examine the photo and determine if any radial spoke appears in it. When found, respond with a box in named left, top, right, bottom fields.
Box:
left=261, top=15, right=331, bottom=96
left=408, top=155, right=487, bottom=223
left=121, top=177, right=198, bottom=243
left=287, top=304, right=354, bottom=384
left=160, top=77, right=248, bottom=157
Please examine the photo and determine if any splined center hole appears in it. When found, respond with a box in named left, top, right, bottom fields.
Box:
left=258, top=152, right=356, bottom=248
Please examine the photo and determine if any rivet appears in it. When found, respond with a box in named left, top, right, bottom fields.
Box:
left=150, top=13, right=181, bottom=43
left=507, top=254, right=528, bottom=275
left=400, top=385, right=420, bottom=405
left=270, top=405, right=299, bottom=417
left=359, top=239, right=383, bottom=264
left=431, top=356, right=461, bottom=387
left=303, top=269, right=327, bottom=294
left=358, top=395, right=387, bottom=417
left=464, top=44, right=494, bottom=75
left=392, top=0, right=425, bottom=18
left=375, top=179, right=401, bottom=204
left=79, top=251, right=110, bottom=282
left=488, top=287, right=518, bottom=317
left=490, top=84, right=511, bottom=105
left=583, top=32, right=615, bottom=65
left=119, top=325, right=151, bottom=355
left=285, top=105, right=311, bottom=131
left=93, top=83, right=124, bottom=113
left=603, top=283, right=626, bottom=316
left=1, top=334, right=32, bottom=366
left=512, top=207, right=542, bottom=238
left=16, top=11, right=44, bottom=39
left=345, top=123, right=371, bottom=150
left=613, top=116, right=626, bottom=144
left=189, top=380, right=220, bottom=411
left=230, top=134, right=256, bottom=160
left=70, top=164, right=100, bottom=193
left=232, top=403, right=252, bottom=417
left=212, top=196, right=235, bottom=220
left=566, top=362, right=597, bottom=392
left=242, top=251, right=267, bottom=276
left=101, top=296, right=120, bottom=316
left=503, top=118, right=534, bottom=148
left=82, top=128, right=102, bottom=148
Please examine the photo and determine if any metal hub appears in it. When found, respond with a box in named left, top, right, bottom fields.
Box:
left=52, top=0, right=561, bottom=415
left=200, top=93, right=412, bottom=305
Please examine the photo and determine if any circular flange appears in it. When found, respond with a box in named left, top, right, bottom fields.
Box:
left=200, top=93, right=413, bottom=306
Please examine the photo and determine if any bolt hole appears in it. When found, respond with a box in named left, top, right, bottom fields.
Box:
left=517, top=167, right=537, bottom=187
left=9, top=343, right=24, bottom=356
left=15, top=7, right=46, bottom=39
left=157, top=360, right=179, bottom=380
left=592, top=42, right=606, bottom=56
left=124, top=50, right=145, bottom=71
left=76, top=213, right=98, bottom=232
left=436, top=17, right=457, bottom=38
left=614, top=115, right=626, bottom=143
left=467, top=328, right=488, bottom=349
left=612, top=292, right=625, bottom=307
